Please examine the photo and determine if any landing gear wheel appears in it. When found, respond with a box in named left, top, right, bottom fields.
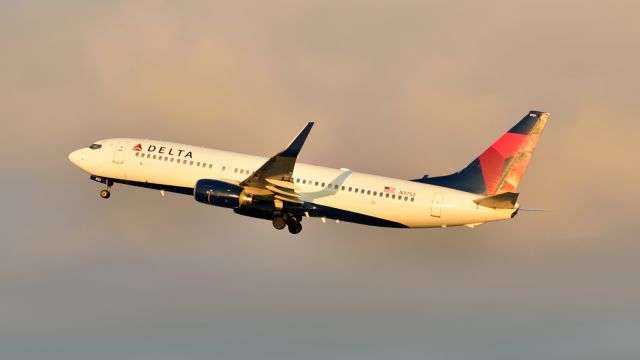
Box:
left=272, top=215, right=287, bottom=230
left=287, top=221, right=302, bottom=234
left=99, top=189, right=111, bottom=199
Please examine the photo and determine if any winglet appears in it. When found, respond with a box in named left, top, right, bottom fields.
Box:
left=239, top=122, right=315, bottom=190
left=279, top=122, right=314, bottom=157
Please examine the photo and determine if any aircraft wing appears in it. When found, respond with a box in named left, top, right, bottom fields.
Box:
left=239, top=122, right=314, bottom=204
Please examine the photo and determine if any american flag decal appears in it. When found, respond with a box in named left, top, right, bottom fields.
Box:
left=384, top=186, right=395, bottom=193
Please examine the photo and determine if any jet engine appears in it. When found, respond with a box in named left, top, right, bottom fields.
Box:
left=194, top=179, right=253, bottom=208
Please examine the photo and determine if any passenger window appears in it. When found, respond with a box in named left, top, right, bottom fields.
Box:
left=189, top=161, right=193, bottom=166
left=146, top=154, right=151, bottom=158
left=385, top=193, right=389, bottom=198
left=404, top=196, right=408, bottom=201
left=209, top=164, right=213, bottom=169
left=373, top=191, right=377, bottom=196
left=170, top=158, right=174, bottom=162
left=197, top=162, right=201, bottom=166
left=411, top=198, right=415, bottom=202
left=222, top=166, right=226, bottom=171
left=341, top=186, right=345, bottom=190
left=182, top=159, right=187, bottom=164
left=135, top=152, right=139, bottom=157
left=361, top=189, right=365, bottom=194
left=349, top=187, right=352, bottom=192
left=367, top=190, right=371, bottom=195
left=321, top=182, right=325, bottom=187
left=392, top=194, right=396, bottom=199
left=335, top=185, right=339, bottom=190
left=315, top=181, right=318, bottom=186
left=152, top=155, right=157, bottom=159
left=234, top=168, right=238, bottom=173
left=354, top=188, right=358, bottom=193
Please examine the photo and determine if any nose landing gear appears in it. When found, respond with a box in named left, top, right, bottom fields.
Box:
left=99, top=179, right=114, bottom=199
left=99, top=189, right=111, bottom=199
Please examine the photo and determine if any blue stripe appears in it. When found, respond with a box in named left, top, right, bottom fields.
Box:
left=286, top=202, right=408, bottom=228
left=90, top=175, right=408, bottom=228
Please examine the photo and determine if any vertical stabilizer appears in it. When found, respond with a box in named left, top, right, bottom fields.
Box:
left=412, top=111, right=549, bottom=195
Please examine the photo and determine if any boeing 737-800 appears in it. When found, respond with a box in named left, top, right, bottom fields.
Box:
left=68, top=111, right=549, bottom=234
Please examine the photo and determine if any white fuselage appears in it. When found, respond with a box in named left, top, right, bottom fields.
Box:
left=69, top=138, right=517, bottom=228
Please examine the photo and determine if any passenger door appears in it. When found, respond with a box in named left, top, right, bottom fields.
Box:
left=430, top=192, right=444, bottom=217
left=113, top=141, right=127, bottom=164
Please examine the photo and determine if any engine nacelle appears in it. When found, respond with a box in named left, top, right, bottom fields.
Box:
left=194, top=179, right=253, bottom=209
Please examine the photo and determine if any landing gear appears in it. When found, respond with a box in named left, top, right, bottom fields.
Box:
left=99, top=179, right=113, bottom=199
left=272, top=213, right=303, bottom=234
left=272, top=215, right=287, bottom=230
left=287, top=220, right=302, bottom=234
left=286, top=215, right=302, bottom=234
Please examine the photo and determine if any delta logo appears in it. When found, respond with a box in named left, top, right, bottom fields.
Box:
left=132, top=143, right=193, bottom=158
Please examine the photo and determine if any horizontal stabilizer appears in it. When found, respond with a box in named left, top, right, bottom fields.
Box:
left=474, top=192, right=519, bottom=209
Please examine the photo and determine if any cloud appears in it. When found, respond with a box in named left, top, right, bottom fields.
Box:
left=1, top=1, right=639, bottom=359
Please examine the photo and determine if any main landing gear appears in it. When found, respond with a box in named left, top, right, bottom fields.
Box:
left=99, top=179, right=114, bottom=199
left=99, top=189, right=111, bottom=199
left=272, top=214, right=302, bottom=234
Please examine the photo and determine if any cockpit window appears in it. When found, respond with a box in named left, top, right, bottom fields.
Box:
left=89, top=144, right=102, bottom=150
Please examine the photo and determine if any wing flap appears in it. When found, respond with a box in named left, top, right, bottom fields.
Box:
left=266, top=178, right=300, bottom=190
left=265, top=184, right=301, bottom=198
left=274, top=194, right=304, bottom=204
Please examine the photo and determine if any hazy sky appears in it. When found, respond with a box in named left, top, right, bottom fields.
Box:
left=1, top=1, right=639, bottom=359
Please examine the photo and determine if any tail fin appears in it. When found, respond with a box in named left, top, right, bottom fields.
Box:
left=412, top=110, right=549, bottom=195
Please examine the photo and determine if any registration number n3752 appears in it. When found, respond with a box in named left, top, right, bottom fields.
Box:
left=398, top=190, right=416, bottom=198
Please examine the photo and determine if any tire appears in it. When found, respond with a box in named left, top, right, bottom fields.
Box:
left=287, top=221, right=302, bottom=234
left=100, top=190, right=111, bottom=199
left=272, top=215, right=287, bottom=230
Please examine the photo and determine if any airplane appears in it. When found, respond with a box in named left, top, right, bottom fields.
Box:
left=68, top=111, right=549, bottom=234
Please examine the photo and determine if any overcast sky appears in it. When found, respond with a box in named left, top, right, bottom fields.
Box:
left=1, top=1, right=639, bottom=359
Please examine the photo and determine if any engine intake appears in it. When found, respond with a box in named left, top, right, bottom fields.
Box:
left=194, top=179, right=253, bottom=208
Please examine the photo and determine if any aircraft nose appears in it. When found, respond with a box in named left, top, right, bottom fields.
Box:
left=68, top=149, right=84, bottom=166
